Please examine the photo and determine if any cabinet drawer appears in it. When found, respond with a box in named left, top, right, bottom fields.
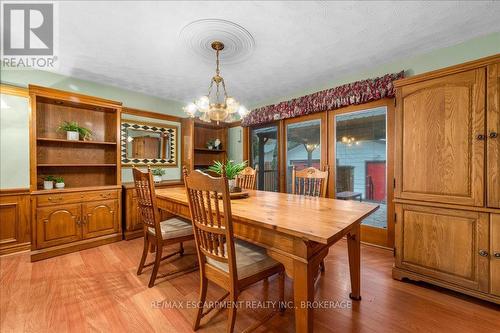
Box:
left=37, top=192, right=84, bottom=206
left=83, top=190, right=118, bottom=202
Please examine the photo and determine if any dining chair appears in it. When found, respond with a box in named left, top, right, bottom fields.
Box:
left=291, top=165, right=329, bottom=272
left=133, top=167, right=196, bottom=288
left=183, top=167, right=285, bottom=333
left=235, top=166, right=256, bottom=190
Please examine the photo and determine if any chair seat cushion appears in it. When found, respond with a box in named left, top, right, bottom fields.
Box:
left=148, top=218, right=193, bottom=240
left=206, top=239, right=281, bottom=280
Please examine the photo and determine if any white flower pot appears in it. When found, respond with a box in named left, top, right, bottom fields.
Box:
left=43, top=181, right=54, bottom=190
left=55, top=182, right=65, bottom=189
left=153, top=175, right=162, bottom=183
left=66, top=131, right=79, bottom=141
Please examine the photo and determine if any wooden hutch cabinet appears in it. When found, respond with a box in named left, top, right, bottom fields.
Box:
left=181, top=118, right=228, bottom=172
left=29, top=85, right=122, bottom=261
left=393, top=55, right=500, bottom=304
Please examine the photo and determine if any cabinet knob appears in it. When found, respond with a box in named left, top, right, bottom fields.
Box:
left=476, top=134, right=486, bottom=141
left=494, top=252, right=500, bottom=259
left=479, top=250, right=489, bottom=257
left=490, top=131, right=498, bottom=139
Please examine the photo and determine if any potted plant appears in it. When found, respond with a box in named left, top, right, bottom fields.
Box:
left=208, top=160, right=247, bottom=192
left=206, top=139, right=215, bottom=150
left=151, top=168, right=165, bottom=183
left=57, top=121, right=93, bottom=141
left=42, top=175, right=55, bottom=190
left=54, top=176, right=65, bottom=189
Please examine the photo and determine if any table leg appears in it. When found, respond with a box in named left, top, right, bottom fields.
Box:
left=293, top=260, right=314, bottom=333
left=347, top=224, right=361, bottom=300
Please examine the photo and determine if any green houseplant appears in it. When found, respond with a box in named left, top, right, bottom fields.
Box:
left=151, top=168, right=166, bottom=183
left=42, top=175, right=56, bottom=190
left=208, top=160, right=247, bottom=192
left=57, top=121, right=93, bottom=141
left=54, top=176, right=65, bottom=189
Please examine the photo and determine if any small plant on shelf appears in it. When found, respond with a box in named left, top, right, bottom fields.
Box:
left=42, top=175, right=56, bottom=190
left=57, top=121, right=93, bottom=141
left=151, top=168, right=166, bottom=183
left=208, top=160, right=247, bottom=192
left=54, top=176, right=65, bottom=189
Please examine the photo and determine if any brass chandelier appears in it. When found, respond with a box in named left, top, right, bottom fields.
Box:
left=183, top=41, right=249, bottom=123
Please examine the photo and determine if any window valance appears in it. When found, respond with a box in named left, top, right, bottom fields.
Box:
left=241, top=71, right=404, bottom=127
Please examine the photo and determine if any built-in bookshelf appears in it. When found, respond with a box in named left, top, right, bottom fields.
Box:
left=181, top=119, right=228, bottom=171
left=29, top=85, right=122, bottom=191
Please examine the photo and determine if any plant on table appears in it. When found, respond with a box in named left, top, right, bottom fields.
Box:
left=208, top=160, right=247, bottom=192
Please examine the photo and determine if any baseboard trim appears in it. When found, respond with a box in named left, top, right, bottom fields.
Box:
left=30, top=233, right=122, bottom=261
left=392, top=266, right=500, bottom=305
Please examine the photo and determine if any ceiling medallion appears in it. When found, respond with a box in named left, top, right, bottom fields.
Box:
left=183, top=41, right=248, bottom=124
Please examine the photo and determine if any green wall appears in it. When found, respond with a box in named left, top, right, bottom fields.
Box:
left=0, top=70, right=185, bottom=189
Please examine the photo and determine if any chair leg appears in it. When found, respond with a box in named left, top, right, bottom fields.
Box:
left=193, top=276, right=208, bottom=331
left=148, top=243, right=163, bottom=288
left=319, top=259, right=325, bottom=273
left=137, top=236, right=149, bottom=275
left=278, top=271, right=285, bottom=315
left=179, top=242, right=184, bottom=256
left=227, top=291, right=238, bottom=333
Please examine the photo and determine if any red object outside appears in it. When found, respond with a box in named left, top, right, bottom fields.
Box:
left=366, top=161, right=386, bottom=202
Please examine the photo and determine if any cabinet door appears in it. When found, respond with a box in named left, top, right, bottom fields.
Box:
left=491, top=214, right=500, bottom=297
left=36, top=204, right=82, bottom=249
left=82, top=199, right=119, bottom=239
left=395, top=204, right=489, bottom=292
left=395, top=69, right=485, bottom=206
left=487, top=63, right=500, bottom=208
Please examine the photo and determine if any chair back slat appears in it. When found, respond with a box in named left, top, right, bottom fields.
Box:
left=236, top=166, right=257, bottom=190
left=291, top=166, right=329, bottom=198
left=184, top=168, right=237, bottom=278
left=133, top=168, right=162, bottom=235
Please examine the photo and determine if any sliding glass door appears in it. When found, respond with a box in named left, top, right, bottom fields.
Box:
left=284, top=114, right=327, bottom=193
left=250, top=124, right=279, bottom=192
left=329, top=103, right=394, bottom=247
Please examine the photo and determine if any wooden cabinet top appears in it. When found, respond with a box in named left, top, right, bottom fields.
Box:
left=122, top=179, right=183, bottom=189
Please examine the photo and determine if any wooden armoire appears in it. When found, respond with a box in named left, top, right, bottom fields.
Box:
left=393, top=54, right=500, bottom=304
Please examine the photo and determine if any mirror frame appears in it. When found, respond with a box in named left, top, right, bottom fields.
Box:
left=121, top=119, right=178, bottom=167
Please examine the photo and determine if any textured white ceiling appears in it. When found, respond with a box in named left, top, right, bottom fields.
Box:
left=54, top=1, right=500, bottom=108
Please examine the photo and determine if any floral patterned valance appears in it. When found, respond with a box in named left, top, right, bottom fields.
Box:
left=241, top=71, right=404, bottom=127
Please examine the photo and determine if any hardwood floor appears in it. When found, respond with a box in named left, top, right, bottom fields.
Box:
left=1, top=239, right=499, bottom=332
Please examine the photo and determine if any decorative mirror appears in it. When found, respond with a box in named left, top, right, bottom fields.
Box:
left=121, top=120, right=177, bottom=167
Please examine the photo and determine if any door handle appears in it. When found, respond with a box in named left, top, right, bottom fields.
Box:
left=490, top=131, right=498, bottom=139
left=479, top=250, right=489, bottom=257
left=476, top=134, right=486, bottom=141
left=494, top=252, right=500, bottom=259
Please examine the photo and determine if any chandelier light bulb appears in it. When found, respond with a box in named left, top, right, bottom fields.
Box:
left=195, top=95, right=210, bottom=110
left=183, top=103, right=198, bottom=117
left=237, top=105, right=249, bottom=117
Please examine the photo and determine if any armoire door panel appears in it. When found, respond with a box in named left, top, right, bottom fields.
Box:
left=491, top=214, right=500, bottom=297
left=487, top=63, right=500, bottom=208
left=396, top=69, right=485, bottom=206
left=82, top=199, right=118, bottom=239
left=395, top=204, right=489, bottom=292
left=36, top=204, right=82, bottom=249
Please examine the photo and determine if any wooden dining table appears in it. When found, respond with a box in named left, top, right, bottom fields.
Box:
left=155, top=187, right=379, bottom=333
